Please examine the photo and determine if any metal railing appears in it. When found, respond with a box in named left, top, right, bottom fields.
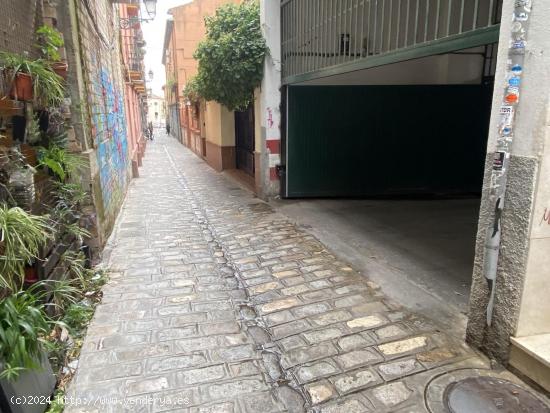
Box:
left=120, top=27, right=145, bottom=78
left=281, top=0, right=502, bottom=83
left=127, top=51, right=144, bottom=73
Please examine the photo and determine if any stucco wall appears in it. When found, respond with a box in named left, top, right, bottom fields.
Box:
left=258, top=0, right=282, bottom=198
left=203, top=101, right=235, bottom=147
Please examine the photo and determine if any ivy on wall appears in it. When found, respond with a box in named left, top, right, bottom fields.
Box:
left=192, top=1, right=267, bottom=111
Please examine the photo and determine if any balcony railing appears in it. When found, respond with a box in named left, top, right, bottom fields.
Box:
left=128, top=52, right=144, bottom=73
left=281, top=0, right=502, bottom=83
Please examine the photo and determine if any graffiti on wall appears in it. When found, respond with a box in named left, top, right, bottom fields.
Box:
left=80, top=0, right=130, bottom=218
left=92, top=68, right=129, bottom=213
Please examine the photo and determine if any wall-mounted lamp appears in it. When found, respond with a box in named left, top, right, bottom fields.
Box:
left=119, top=0, right=157, bottom=29
left=143, top=0, right=157, bottom=18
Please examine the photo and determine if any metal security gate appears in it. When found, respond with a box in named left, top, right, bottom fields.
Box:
left=281, top=0, right=502, bottom=84
left=235, top=105, right=255, bottom=176
left=284, top=85, right=493, bottom=197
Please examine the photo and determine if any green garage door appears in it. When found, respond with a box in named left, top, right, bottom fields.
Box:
left=285, top=85, right=493, bottom=198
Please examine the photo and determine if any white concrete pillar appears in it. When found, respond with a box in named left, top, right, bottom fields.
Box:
left=467, top=0, right=550, bottom=364
left=258, top=0, right=282, bottom=198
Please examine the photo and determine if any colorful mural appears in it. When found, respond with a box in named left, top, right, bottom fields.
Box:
left=79, top=0, right=131, bottom=221
left=93, top=68, right=129, bottom=214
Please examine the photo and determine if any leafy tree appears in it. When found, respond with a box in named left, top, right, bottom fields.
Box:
left=193, top=1, right=267, bottom=110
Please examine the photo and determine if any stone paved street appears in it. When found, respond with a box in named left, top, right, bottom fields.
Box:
left=67, top=134, right=512, bottom=412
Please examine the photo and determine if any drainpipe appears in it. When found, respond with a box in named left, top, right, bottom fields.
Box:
left=484, top=0, right=532, bottom=326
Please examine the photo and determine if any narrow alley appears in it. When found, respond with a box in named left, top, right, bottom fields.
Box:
left=66, top=134, right=534, bottom=412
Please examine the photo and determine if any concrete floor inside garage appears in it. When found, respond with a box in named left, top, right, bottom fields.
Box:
left=272, top=197, right=481, bottom=338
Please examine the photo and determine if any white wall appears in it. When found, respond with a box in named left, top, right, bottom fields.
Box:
left=147, top=96, right=166, bottom=125
left=259, top=0, right=282, bottom=197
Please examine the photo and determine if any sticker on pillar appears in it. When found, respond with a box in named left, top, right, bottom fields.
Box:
left=510, top=22, right=526, bottom=40
left=511, top=22, right=523, bottom=32
left=501, top=126, right=513, bottom=136
left=493, top=152, right=506, bottom=171
left=508, top=77, right=521, bottom=87
left=514, top=0, right=532, bottom=12
left=490, top=173, right=503, bottom=192
left=505, top=87, right=520, bottom=104
left=514, top=12, right=529, bottom=22
left=505, top=94, right=519, bottom=104
left=498, top=138, right=513, bottom=152
left=510, top=40, right=526, bottom=54
left=500, top=106, right=515, bottom=127
left=511, top=64, right=523, bottom=75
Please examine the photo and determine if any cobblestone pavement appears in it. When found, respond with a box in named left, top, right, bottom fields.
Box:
left=67, top=133, right=513, bottom=412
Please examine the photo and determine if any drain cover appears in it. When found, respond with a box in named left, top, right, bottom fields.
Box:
left=445, top=377, right=550, bottom=413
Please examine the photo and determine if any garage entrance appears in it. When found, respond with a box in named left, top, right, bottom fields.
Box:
left=280, top=59, right=495, bottom=333
left=279, top=0, right=502, bottom=333
left=285, top=84, right=492, bottom=197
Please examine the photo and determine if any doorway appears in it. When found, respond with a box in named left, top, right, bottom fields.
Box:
left=234, top=105, right=255, bottom=176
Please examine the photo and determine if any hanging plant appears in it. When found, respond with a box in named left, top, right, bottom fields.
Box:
left=182, top=76, right=201, bottom=104
left=36, top=25, right=64, bottom=62
left=166, top=77, right=177, bottom=92
left=0, top=205, right=52, bottom=291
left=0, top=52, right=65, bottom=107
left=193, top=1, right=267, bottom=111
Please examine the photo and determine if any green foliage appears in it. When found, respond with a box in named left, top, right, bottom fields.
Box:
left=26, top=116, right=42, bottom=145
left=0, top=205, right=51, bottom=290
left=0, top=280, right=79, bottom=381
left=52, top=181, right=89, bottom=210
left=60, top=251, right=104, bottom=292
left=0, top=51, right=65, bottom=107
left=166, top=77, right=177, bottom=89
left=62, top=302, right=93, bottom=339
left=182, top=76, right=201, bottom=103
left=193, top=1, right=267, bottom=110
left=0, top=286, right=53, bottom=381
left=44, top=279, right=79, bottom=315
left=46, top=389, right=65, bottom=413
left=38, top=145, right=87, bottom=182
left=36, top=25, right=64, bottom=62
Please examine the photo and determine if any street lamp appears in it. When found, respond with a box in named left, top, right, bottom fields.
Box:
left=148, top=70, right=154, bottom=81
left=143, top=0, right=157, bottom=19
left=119, top=0, right=158, bottom=28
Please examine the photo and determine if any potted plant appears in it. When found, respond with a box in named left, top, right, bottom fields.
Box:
left=23, top=261, right=39, bottom=284
left=0, top=205, right=51, bottom=292
left=36, top=25, right=67, bottom=79
left=0, top=52, right=65, bottom=107
left=0, top=286, right=57, bottom=413
left=167, top=78, right=177, bottom=93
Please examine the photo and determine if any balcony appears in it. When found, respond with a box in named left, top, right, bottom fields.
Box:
left=121, top=28, right=146, bottom=84
left=281, top=0, right=502, bottom=84
left=127, top=52, right=145, bottom=81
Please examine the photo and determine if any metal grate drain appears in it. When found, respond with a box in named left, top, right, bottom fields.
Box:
left=445, top=376, right=550, bottom=413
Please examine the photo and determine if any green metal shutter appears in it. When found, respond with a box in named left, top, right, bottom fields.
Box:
left=285, top=85, right=492, bottom=198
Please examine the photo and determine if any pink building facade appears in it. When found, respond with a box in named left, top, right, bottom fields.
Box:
left=119, top=3, right=147, bottom=177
